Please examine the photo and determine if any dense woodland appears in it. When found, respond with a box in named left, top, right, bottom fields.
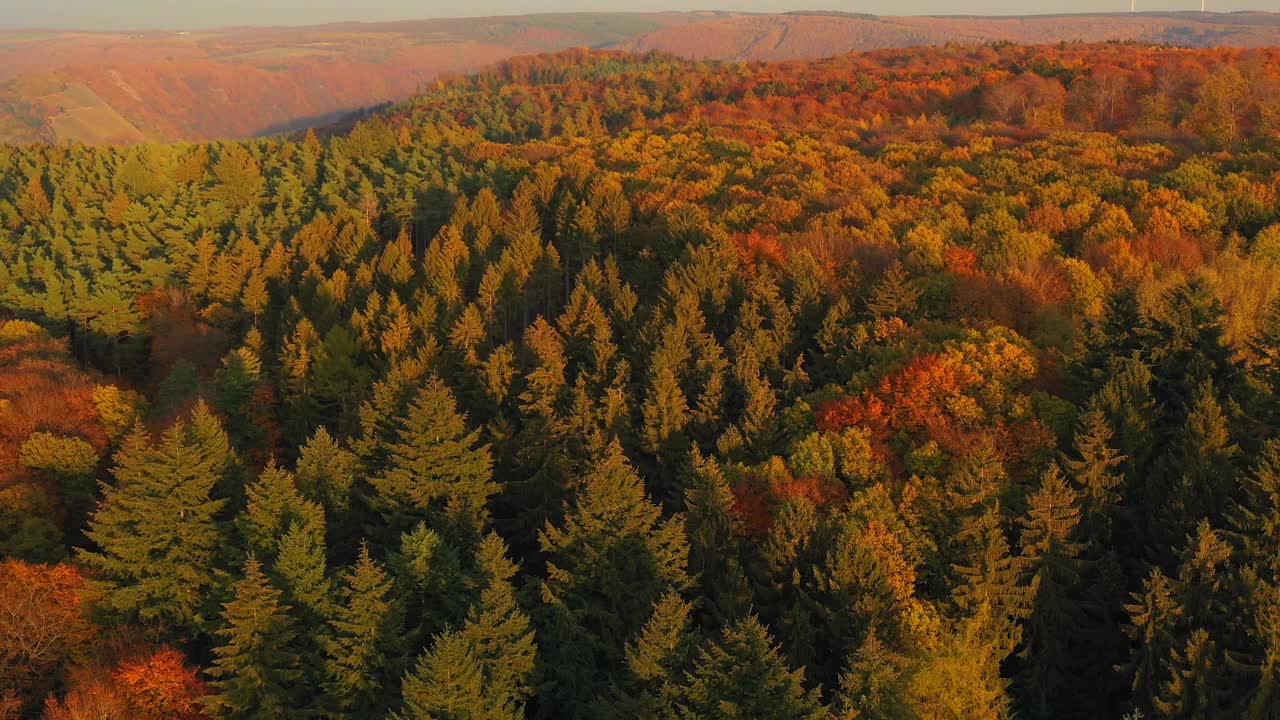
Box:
left=2, top=42, right=1280, bottom=719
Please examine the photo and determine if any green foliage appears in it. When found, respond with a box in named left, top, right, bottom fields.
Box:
left=80, top=407, right=231, bottom=634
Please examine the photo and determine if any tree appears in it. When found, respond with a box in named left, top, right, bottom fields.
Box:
left=1017, top=464, right=1087, bottom=717
left=368, top=377, right=496, bottom=542
left=534, top=441, right=690, bottom=718
left=682, top=449, right=751, bottom=625
left=80, top=411, right=230, bottom=635
left=1064, top=409, right=1124, bottom=546
left=395, top=632, right=492, bottom=720
left=323, top=545, right=404, bottom=716
left=1153, top=629, right=1227, bottom=719
left=671, top=615, right=828, bottom=720
left=205, top=557, right=302, bottom=720
left=1123, top=569, right=1184, bottom=714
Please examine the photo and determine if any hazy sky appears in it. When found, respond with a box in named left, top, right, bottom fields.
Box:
left=3, top=1, right=1278, bottom=31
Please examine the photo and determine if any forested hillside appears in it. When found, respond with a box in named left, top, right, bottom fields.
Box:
left=2, top=43, right=1280, bottom=719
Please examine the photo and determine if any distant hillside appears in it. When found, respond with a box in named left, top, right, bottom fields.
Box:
left=0, top=13, right=718, bottom=144
left=8, top=10, right=1280, bottom=145
left=617, top=11, right=1280, bottom=61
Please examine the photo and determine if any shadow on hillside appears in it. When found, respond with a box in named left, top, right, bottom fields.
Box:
left=253, top=101, right=395, bottom=139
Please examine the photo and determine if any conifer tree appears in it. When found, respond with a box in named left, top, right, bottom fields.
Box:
left=1124, top=568, right=1184, bottom=713
left=369, top=377, right=495, bottom=542
left=833, top=627, right=910, bottom=720
left=206, top=557, right=303, bottom=720
left=396, top=632, right=495, bottom=720
left=603, top=593, right=696, bottom=719
left=952, top=508, right=1029, bottom=659
left=1160, top=381, right=1239, bottom=549
left=682, top=448, right=750, bottom=625
left=80, top=415, right=229, bottom=634
left=534, top=441, right=690, bottom=718
left=236, top=463, right=324, bottom=563
left=324, top=545, right=405, bottom=717
left=1065, top=408, right=1125, bottom=545
left=672, top=615, right=829, bottom=720
left=1153, top=629, right=1227, bottom=719
left=1017, top=463, right=1087, bottom=717
left=458, top=534, right=537, bottom=715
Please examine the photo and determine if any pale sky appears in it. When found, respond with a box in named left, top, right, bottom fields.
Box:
left=3, top=1, right=1278, bottom=31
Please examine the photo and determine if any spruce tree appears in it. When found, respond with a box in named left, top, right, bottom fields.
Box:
left=206, top=557, right=303, bottom=720
left=682, top=448, right=750, bottom=625
left=1153, top=629, right=1227, bottom=719
left=1017, top=463, right=1088, bottom=717
left=368, top=377, right=495, bottom=542
left=672, top=615, right=829, bottom=720
left=80, top=416, right=229, bottom=635
left=534, top=440, right=690, bottom=718
left=323, top=544, right=404, bottom=717
left=1123, top=568, right=1184, bottom=713
left=395, top=632, right=494, bottom=720
left=1064, top=408, right=1125, bottom=546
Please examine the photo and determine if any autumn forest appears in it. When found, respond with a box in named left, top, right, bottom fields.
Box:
left=1, top=40, right=1280, bottom=720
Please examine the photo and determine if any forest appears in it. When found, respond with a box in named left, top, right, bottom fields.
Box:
left=1, top=41, right=1279, bottom=719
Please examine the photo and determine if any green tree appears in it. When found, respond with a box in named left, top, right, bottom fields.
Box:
left=206, top=557, right=303, bottom=720
left=534, top=441, right=690, bottom=718
left=672, top=615, right=828, bottom=720
left=368, top=377, right=495, bottom=542
left=80, top=413, right=230, bottom=634
left=1017, top=464, right=1087, bottom=717
left=324, top=544, right=405, bottom=716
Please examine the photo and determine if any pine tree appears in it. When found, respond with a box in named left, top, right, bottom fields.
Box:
left=205, top=557, right=303, bottom=720
left=458, top=536, right=537, bottom=716
left=272, top=514, right=333, bottom=630
left=80, top=416, right=229, bottom=634
left=1017, top=463, right=1088, bottom=717
left=833, top=627, right=910, bottom=720
left=236, top=463, right=324, bottom=563
left=1229, top=438, right=1280, bottom=579
left=865, top=262, right=920, bottom=319
left=368, top=377, right=495, bottom=542
left=672, top=615, right=828, bottom=720
left=952, top=508, right=1029, bottom=659
left=603, top=593, right=696, bottom=719
left=1160, top=381, right=1239, bottom=550
left=323, top=545, right=404, bottom=717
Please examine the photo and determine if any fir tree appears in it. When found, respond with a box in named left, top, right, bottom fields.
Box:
left=1124, top=568, right=1184, bottom=714
left=205, top=557, right=303, bottom=720
left=368, top=377, right=495, bottom=543
left=80, top=415, right=229, bottom=634
left=1153, top=629, right=1227, bottom=719
left=324, top=544, right=405, bottom=717
left=672, top=615, right=829, bottom=720
left=682, top=448, right=750, bottom=625
left=1017, top=463, right=1088, bottom=717
left=534, top=440, right=690, bottom=718
left=396, top=632, right=496, bottom=720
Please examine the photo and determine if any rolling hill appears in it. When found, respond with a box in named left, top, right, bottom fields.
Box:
left=0, top=13, right=719, bottom=144
left=616, top=11, right=1280, bottom=61
left=7, top=10, right=1280, bottom=145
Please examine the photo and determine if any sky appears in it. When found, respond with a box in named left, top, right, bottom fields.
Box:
left=2, top=0, right=1277, bottom=31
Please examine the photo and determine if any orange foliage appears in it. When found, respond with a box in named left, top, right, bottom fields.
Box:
left=0, top=561, right=94, bottom=698
left=0, top=332, right=107, bottom=486
left=114, top=648, right=209, bottom=720
left=731, top=463, right=847, bottom=537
